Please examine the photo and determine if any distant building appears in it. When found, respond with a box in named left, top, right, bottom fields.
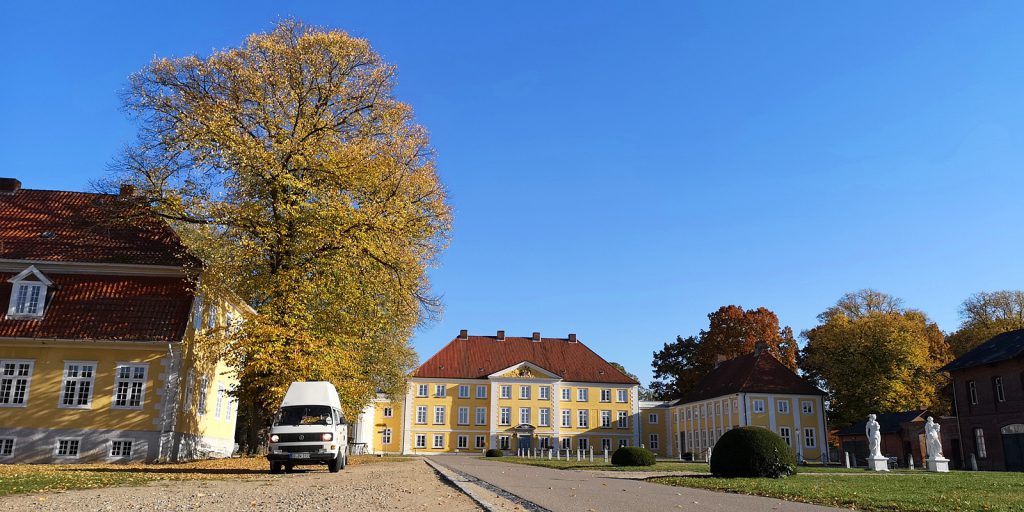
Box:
left=940, top=329, right=1024, bottom=471
left=834, top=410, right=961, bottom=469
left=666, top=345, right=829, bottom=462
left=0, top=179, right=247, bottom=463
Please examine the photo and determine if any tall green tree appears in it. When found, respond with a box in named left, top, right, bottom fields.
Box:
left=609, top=362, right=653, bottom=400
left=800, top=290, right=951, bottom=426
left=114, top=20, right=451, bottom=450
left=650, top=305, right=799, bottom=400
left=947, top=290, right=1024, bottom=357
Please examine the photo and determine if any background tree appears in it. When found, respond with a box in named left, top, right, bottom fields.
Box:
left=649, top=306, right=798, bottom=400
left=946, top=290, right=1024, bottom=357
left=113, top=20, right=451, bottom=451
left=609, top=362, right=653, bottom=400
left=800, top=290, right=952, bottom=426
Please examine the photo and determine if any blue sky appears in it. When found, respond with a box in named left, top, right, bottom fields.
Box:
left=3, top=2, right=1023, bottom=386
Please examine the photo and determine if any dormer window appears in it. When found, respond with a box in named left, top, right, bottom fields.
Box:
left=6, top=266, right=52, bottom=319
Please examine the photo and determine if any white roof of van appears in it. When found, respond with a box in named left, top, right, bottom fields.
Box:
left=281, top=381, right=341, bottom=410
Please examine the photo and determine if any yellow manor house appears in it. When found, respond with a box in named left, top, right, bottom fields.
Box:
left=355, top=337, right=828, bottom=462
left=0, top=179, right=246, bottom=463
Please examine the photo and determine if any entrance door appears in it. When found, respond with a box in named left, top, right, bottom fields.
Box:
left=1003, top=431, right=1024, bottom=472
left=518, top=435, right=532, bottom=451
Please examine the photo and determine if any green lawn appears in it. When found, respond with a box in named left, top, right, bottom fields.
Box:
left=484, top=456, right=711, bottom=472
left=652, top=471, right=1024, bottom=512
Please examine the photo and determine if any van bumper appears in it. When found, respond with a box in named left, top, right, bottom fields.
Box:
left=267, top=452, right=337, bottom=462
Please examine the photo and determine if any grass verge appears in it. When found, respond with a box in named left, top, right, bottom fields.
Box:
left=651, top=471, right=1024, bottom=512
left=0, top=454, right=413, bottom=497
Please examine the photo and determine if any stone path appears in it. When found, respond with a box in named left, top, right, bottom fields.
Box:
left=431, top=455, right=845, bottom=512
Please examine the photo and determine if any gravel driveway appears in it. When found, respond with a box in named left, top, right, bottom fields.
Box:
left=1, top=459, right=483, bottom=512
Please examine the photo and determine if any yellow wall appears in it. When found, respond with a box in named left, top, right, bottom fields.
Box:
left=372, top=398, right=404, bottom=452
left=639, top=408, right=669, bottom=456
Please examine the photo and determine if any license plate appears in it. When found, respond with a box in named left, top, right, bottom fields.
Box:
left=291, top=453, right=310, bottom=459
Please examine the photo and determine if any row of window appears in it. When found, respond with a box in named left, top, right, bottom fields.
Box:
left=0, top=436, right=135, bottom=460
left=406, top=433, right=635, bottom=451
left=778, top=426, right=819, bottom=449
left=966, top=375, right=1021, bottom=406
left=0, top=360, right=148, bottom=409
left=684, top=426, right=818, bottom=451
left=414, top=383, right=630, bottom=403
left=411, top=405, right=632, bottom=428
left=681, top=398, right=814, bottom=420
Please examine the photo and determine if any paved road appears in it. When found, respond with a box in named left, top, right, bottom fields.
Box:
left=431, top=456, right=844, bottom=512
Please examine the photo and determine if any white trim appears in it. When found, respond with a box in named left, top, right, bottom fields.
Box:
left=108, top=438, right=136, bottom=460
left=0, top=359, right=34, bottom=407
left=6, top=265, right=53, bottom=286
left=54, top=437, right=83, bottom=459
left=0, top=259, right=184, bottom=276
left=111, top=362, right=149, bottom=410
left=487, top=361, right=562, bottom=380
left=57, top=360, right=97, bottom=409
left=0, top=436, right=15, bottom=458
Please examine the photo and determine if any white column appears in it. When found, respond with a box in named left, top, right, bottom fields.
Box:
left=402, top=382, right=413, bottom=454
left=793, top=396, right=803, bottom=460
left=767, top=394, right=777, bottom=432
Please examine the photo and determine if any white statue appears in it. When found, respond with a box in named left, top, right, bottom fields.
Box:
left=866, top=414, right=883, bottom=459
left=925, top=416, right=943, bottom=459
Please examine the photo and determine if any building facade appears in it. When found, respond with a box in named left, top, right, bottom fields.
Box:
left=667, top=347, right=828, bottom=462
left=355, top=330, right=640, bottom=454
left=941, top=329, right=1024, bottom=472
left=0, top=180, right=246, bottom=463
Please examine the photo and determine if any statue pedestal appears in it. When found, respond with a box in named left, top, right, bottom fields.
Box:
left=867, top=456, right=890, bottom=472
left=926, top=457, right=949, bottom=473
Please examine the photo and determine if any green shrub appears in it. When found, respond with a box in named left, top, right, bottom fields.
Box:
left=611, top=446, right=656, bottom=466
left=485, top=449, right=503, bottom=457
left=709, top=427, right=796, bottom=478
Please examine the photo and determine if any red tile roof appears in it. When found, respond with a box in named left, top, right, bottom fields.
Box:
left=0, top=273, right=193, bottom=342
left=0, top=189, right=190, bottom=266
left=677, top=351, right=824, bottom=403
left=412, top=334, right=639, bottom=384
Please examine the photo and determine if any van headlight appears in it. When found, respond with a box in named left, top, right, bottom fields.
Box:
left=270, top=434, right=279, bottom=443
left=321, top=433, right=333, bottom=441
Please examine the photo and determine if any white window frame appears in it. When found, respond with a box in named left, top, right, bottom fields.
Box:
left=415, top=405, right=428, bottom=424
left=435, top=384, right=446, bottom=398
left=215, top=383, right=225, bottom=419
left=457, top=435, right=468, bottom=449
left=561, top=388, right=571, bottom=401
left=500, top=385, right=512, bottom=399
left=59, top=361, right=96, bottom=409
left=561, top=437, right=571, bottom=450
left=520, top=385, right=531, bottom=400
left=458, top=384, right=470, bottom=398
left=539, top=386, right=550, bottom=400
left=500, top=407, right=511, bottom=426
left=433, top=434, right=444, bottom=449
left=777, top=400, right=790, bottom=414
left=578, top=437, right=589, bottom=450
left=196, top=375, right=208, bottom=415
left=539, top=408, right=550, bottom=427
left=415, top=434, right=427, bottom=449
left=803, top=427, right=816, bottom=448
left=417, top=384, right=428, bottom=397
left=617, top=389, right=628, bottom=403
left=600, top=410, right=611, bottom=428
left=184, top=371, right=195, bottom=410
left=968, top=380, right=978, bottom=405
left=458, top=406, right=469, bottom=425
left=383, top=406, right=393, bottom=418
left=475, top=407, right=487, bottom=425
left=601, top=438, right=611, bottom=451
left=600, top=389, right=611, bottom=402
left=578, top=409, right=589, bottom=428
left=0, top=359, right=34, bottom=407
left=476, top=385, right=487, bottom=399
left=109, top=439, right=134, bottom=460
left=801, top=400, right=813, bottom=414
left=55, top=438, right=82, bottom=458
left=382, top=428, right=392, bottom=445
left=0, top=437, right=14, bottom=457
left=995, top=377, right=1006, bottom=402
left=752, top=399, right=765, bottom=413
left=433, top=406, right=446, bottom=425
left=649, top=434, right=660, bottom=450
left=779, top=426, right=792, bottom=446
left=577, top=388, right=588, bottom=402
left=648, top=413, right=658, bottom=424
left=619, top=439, right=629, bottom=448
left=520, top=407, right=531, bottom=425
left=499, top=436, right=510, bottom=450
left=617, top=411, right=628, bottom=429
left=975, top=428, right=987, bottom=458
left=6, top=267, right=51, bottom=318
left=475, top=435, right=486, bottom=449
left=112, top=363, right=148, bottom=410
left=561, top=409, right=571, bottom=427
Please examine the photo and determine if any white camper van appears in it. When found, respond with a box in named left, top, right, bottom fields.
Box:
left=266, top=381, right=348, bottom=473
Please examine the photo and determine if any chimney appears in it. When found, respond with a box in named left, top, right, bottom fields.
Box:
left=496, top=330, right=505, bottom=341
left=754, top=342, right=768, bottom=356
left=532, top=331, right=541, bottom=342
left=458, top=329, right=468, bottom=340
left=0, top=178, right=21, bottom=195
left=568, top=333, right=578, bottom=343
left=119, top=183, right=136, bottom=197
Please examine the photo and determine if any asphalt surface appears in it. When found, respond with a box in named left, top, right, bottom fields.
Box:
left=430, top=456, right=845, bottom=512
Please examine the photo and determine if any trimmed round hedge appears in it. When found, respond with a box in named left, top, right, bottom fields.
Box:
left=611, top=446, right=656, bottom=466
left=485, top=448, right=504, bottom=458
left=709, top=427, right=796, bottom=478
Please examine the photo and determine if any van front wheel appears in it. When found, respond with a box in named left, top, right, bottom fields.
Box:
left=270, top=462, right=282, bottom=474
left=328, top=454, right=341, bottom=473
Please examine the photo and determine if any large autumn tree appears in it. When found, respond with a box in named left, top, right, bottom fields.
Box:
left=800, top=290, right=951, bottom=426
left=946, top=290, right=1024, bottom=357
left=650, top=305, right=798, bottom=400
left=113, top=20, right=451, bottom=449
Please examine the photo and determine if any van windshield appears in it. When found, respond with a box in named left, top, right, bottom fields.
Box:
left=274, top=405, right=334, bottom=426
